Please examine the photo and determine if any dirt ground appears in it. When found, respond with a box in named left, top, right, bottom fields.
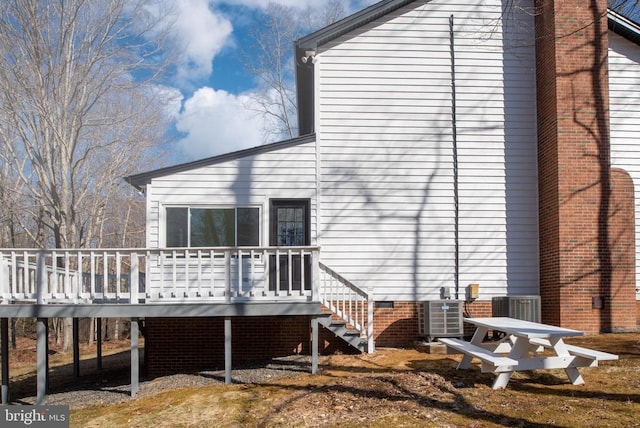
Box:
left=5, top=333, right=640, bottom=427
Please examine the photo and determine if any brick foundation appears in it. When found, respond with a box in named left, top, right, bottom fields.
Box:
left=144, top=302, right=465, bottom=374
left=373, top=300, right=493, bottom=347
left=459, top=301, right=491, bottom=338
left=145, top=301, right=489, bottom=374
left=144, top=316, right=354, bottom=376
left=144, top=296, right=638, bottom=374
left=373, top=302, right=419, bottom=347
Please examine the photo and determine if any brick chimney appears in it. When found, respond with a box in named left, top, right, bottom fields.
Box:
left=535, top=0, right=637, bottom=332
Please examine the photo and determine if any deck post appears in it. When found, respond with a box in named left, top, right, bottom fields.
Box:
left=1, top=318, right=9, bottom=404
left=224, top=316, right=232, bottom=384
left=0, top=254, right=9, bottom=301
left=367, top=287, right=375, bottom=354
left=131, top=318, right=139, bottom=397
left=224, top=252, right=231, bottom=302
left=36, top=318, right=48, bottom=405
left=73, top=318, right=80, bottom=378
left=130, top=253, right=139, bottom=304
left=311, top=317, right=318, bottom=375
left=96, top=318, right=103, bottom=370
left=36, top=250, right=46, bottom=305
left=311, top=250, right=320, bottom=301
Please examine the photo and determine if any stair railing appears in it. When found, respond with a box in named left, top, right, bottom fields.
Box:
left=318, top=263, right=374, bottom=353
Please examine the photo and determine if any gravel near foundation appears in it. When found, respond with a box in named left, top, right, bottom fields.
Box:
left=14, top=355, right=314, bottom=410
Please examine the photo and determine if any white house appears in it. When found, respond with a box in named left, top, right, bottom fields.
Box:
left=127, top=0, right=640, bottom=349
left=2, top=0, right=639, bottom=403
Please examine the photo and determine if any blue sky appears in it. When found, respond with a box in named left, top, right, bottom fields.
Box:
left=159, top=0, right=378, bottom=163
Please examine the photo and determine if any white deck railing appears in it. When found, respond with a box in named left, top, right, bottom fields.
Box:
left=0, top=247, right=321, bottom=304
left=319, top=263, right=374, bottom=353
left=0, top=248, right=375, bottom=352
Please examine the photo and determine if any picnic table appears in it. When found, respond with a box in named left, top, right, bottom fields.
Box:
left=439, top=317, right=618, bottom=389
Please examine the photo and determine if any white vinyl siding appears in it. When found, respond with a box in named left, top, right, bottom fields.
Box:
left=316, top=0, right=538, bottom=301
left=608, top=32, right=640, bottom=300
left=146, top=142, right=318, bottom=249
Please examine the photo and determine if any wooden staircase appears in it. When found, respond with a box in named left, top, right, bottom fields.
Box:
left=318, top=316, right=369, bottom=352
left=318, top=263, right=374, bottom=353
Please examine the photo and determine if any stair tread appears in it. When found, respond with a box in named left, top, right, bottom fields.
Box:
left=319, top=305, right=371, bottom=353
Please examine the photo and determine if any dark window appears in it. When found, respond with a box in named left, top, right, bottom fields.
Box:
left=270, top=200, right=310, bottom=247
left=276, top=207, right=306, bottom=246
left=166, top=207, right=188, bottom=247
left=165, top=207, right=259, bottom=247
left=237, top=207, right=260, bottom=246
left=191, top=208, right=235, bottom=246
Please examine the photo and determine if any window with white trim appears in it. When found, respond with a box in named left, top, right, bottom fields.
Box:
left=165, top=207, right=260, bottom=247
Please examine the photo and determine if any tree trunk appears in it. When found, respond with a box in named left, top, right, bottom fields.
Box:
left=62, top=318, right=73, bottom=353
left=10, top=318, right=16, bottom=349
left=88, top=318, right=95, bottom=346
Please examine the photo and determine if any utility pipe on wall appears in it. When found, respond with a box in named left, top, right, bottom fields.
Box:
left=450, top=15, right=460, bottom=301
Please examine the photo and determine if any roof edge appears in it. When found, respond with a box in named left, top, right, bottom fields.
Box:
left=295, top=0, right=417, bottom=50
left=295, top=1, right=640, bottom=51
left=608, top=9, right=640, bottom=45
left=125, top=133, right=317, bottom=191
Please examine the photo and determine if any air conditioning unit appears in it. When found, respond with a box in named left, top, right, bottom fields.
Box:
left=418, top=300, right=463, bottom=342
left=492, top=296, right=541, bottom=323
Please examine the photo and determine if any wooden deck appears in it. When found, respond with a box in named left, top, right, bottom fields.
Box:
left=0, top=247, right=375, bottom=405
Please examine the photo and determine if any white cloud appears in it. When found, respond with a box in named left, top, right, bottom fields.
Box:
left=170, top=0, right=233, bottom=83
left=152, top=85, right=184, bottom=121
left=175, top=87, right=268, bottom=159
left=162, top=0, right=376, bottom=87
left=212, top=0, right=325, bottom=8
left=162, top=0, right=382, bottom=161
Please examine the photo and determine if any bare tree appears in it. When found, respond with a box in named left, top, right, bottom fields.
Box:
left=0, top=0, right=175, bottom=352
left=243, top=1, right=346, bottom=140
left=300, top=0, right=347, bottom=30
left=0, top=147, right=23, bottom=247
left=0, top=0, right=173, bottom=251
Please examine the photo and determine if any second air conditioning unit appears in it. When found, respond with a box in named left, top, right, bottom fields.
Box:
left=492, top=295, right=541, bottom=323
left=418, top=300, right=463, bottom=342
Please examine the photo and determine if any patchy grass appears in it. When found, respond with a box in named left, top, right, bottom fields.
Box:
left=8, top=333, right=640, bottom=427
left=67, top=333, right=640, bottom=427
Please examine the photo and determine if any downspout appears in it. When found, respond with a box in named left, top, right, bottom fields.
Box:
left=450, top=15, right=460, bottom=300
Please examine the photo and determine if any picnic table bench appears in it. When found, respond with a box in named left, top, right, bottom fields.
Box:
left=528, top=338, right=619, bottom=362
left=439, top=317, right=618, bottom=389
left=438, top=338, right=518, bottom=371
